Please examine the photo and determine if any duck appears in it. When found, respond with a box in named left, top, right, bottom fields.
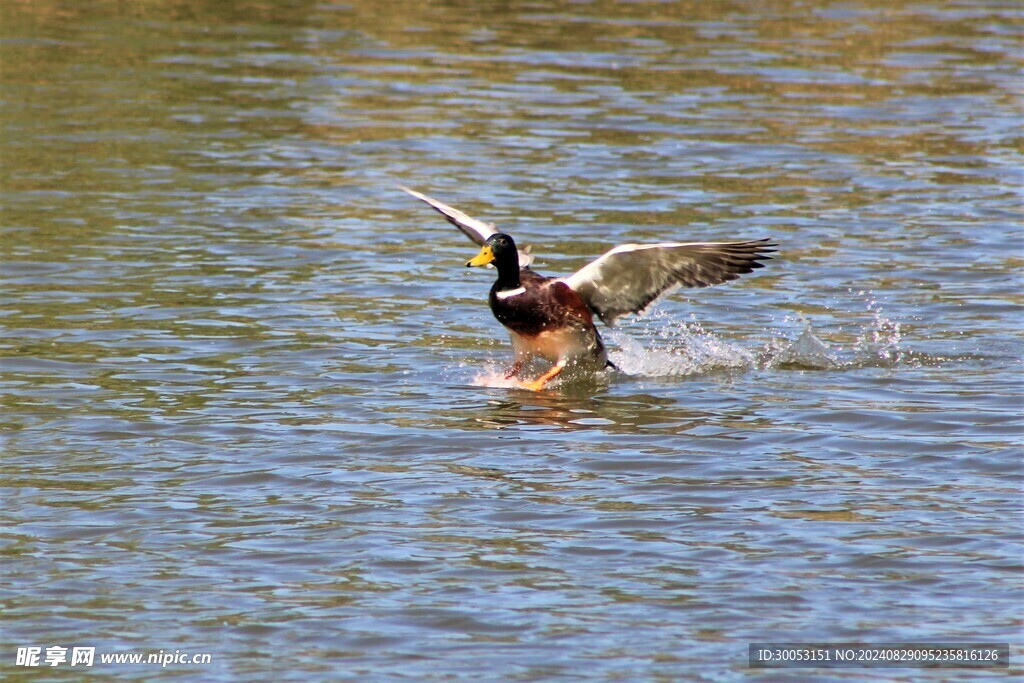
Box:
left=400, top=186, right=776, bottom=391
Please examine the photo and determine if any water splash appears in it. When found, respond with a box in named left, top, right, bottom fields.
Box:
left=761, top=324, right=837, bottom=370
left=459, top=293, right=914, bottom=385
left=470, top=368, right=528, bottom=389
left=851, top=292, right=905, bottom=366
left=608, top=318, right=755, bottom=377
left=607, top=294, right=911, bottom=377
left=469, top=361, right=612, bottom=391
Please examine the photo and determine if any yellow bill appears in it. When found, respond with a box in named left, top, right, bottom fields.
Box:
left=466, top=245, right=495, bottom=267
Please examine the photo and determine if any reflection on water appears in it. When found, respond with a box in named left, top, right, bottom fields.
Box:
left=2, top=0, right=1022, bottom=680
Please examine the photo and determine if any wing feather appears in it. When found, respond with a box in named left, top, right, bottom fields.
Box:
left=399, top=186, right=534, bottom=268
left=398, top=185, right=497, bottom=245
left=559, top=239, right=776, bottom=325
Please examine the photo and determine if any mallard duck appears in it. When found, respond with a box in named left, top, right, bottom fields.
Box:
left=401, top=186, right=776, bottom=390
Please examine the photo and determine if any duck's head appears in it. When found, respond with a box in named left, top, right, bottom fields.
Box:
left=466, top=233, right=519, bottom=270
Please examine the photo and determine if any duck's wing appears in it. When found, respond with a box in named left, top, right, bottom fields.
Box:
left=399, top=185, right=497, bottom=245
left=399, top=186, right=534, bottom=268
left=559, top=239, right=776, bottom=325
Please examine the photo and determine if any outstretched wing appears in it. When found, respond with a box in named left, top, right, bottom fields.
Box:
left=398, top=185, right=497, bottom=245
left=399, top=186, right=534, bottom=268
left=559, top=239, right=776, bottom=325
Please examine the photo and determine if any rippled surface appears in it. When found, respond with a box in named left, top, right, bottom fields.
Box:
left=2, top=1, right=1022, bottom=680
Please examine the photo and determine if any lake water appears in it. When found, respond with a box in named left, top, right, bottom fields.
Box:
left=2, top=1, right=1021, bottom=680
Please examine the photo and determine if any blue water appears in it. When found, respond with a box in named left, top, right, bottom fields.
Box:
left=2, top=1, right=1021, bottom=680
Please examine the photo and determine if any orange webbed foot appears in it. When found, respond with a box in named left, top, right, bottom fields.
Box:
left=522, top=362, right=565, bottom=391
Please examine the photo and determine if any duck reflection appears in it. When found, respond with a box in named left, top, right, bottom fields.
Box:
left=461, top=386, right=725, bottom=436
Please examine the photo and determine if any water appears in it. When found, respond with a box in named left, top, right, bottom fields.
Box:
left=2, top=1, right=1022, bottom=680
